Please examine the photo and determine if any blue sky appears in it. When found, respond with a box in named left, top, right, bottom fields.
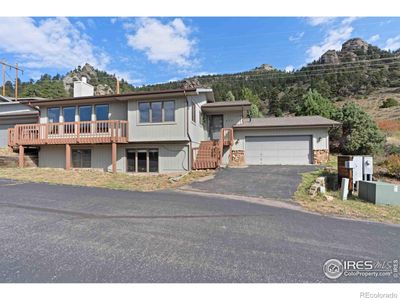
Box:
left=0, top=17, right=399, bottom=85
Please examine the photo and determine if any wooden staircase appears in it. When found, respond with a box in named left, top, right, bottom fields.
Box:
left=192, top=128, right=234, bottom=170
left=192, top=140, right=220, bottom=169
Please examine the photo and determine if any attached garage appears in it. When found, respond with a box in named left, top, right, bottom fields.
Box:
left=245, top=135, right=312, bottom=165
left=232, top=116, right=341, bottom=166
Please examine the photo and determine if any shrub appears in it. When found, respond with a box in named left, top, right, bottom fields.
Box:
left=380, top=98, right=399, bottom=108
left=385, top=144, right=400, bottom=155
left=385, top=154, right=400, bottom=178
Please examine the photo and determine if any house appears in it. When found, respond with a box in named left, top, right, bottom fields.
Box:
left=8, top=82, right=340, bottom=173
left=0, top=96, right=40, bottom=148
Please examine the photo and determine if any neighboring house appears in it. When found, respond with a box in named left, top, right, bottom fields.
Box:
left=8, top=82, right=340, bottom=173
left=0, top=96, right=39, bottom=148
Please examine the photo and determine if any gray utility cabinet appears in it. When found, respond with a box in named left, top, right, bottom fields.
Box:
left=358, top=181, right=400, bottom=205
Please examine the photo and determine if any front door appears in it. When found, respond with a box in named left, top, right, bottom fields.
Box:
left=210, top=115, right=223, bottom=140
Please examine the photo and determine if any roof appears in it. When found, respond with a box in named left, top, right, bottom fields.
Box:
left=0, top=95, right=46, bottom=102
left=19, top=88, right=215, bottom=105
left=202, top=100, right=251, bottom=108
left=201, top=100, right=251, bottom=113
left=234, top=116, right=341, bottom=129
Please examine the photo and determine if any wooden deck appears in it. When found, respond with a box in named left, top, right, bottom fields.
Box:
left=8, top=120, right=129, bottom=146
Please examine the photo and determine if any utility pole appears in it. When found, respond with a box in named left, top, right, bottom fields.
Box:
left=15, top=63, right=18, bottom=100
left=2, top=63, right=5, bottom=97
left=0, top=61, right=23, bottom=100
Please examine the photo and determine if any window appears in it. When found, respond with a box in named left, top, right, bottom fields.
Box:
left=48, top=107, right=60, bottom=134
left=139, top=100, right=175, bottom=123
left=126, top=149, right=159, bottom=173
left=148, top=150, right=159, bottom=172
left=164, top=101, right=175, bottom=122
left=139, top=102, right=150, bottom=123
left=95, top=104, right=109, bottom=121
left=151, top=102, right=162, bottom=123
left=192, top=101, right=196, bottom=123
left=95, top=104, right=109, bottom=133
left=63, top=106, right=76, bottom=134
left=137, top=150, right=147, bottom=172
left=48, top=107, right=60, bottom=123
left=79, top=105, right=92, bottom=133
left=79, top=105, right=92, bottom=121
left=126, top=150, right=136, bottom=172
left=72, top=149, right=91, bottom=168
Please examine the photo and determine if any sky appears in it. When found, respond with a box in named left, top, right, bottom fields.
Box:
left=0, top=17, right=399, bottom=86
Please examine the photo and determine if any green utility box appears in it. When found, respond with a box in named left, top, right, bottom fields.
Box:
left=358, top=181, right=400, bottom=205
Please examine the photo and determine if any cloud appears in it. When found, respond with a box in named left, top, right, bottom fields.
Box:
left=306, top=19, right=355, bottom=62
left=384, top=35, right=400, bottom=51
left=307, top=17, right=336, bottom=26
left=289, top=32, right=304, bottom=42
left=110, top=18, right=117, bottom=24
left=125, top=18, right=196, bottom=67
left=368, top=34, right=380, bottom=43
left=0, top=17, right=109, bottom=70
left=285, top=65, right=294, bottom=72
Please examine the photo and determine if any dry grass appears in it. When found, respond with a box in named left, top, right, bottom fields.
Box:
left=295, top=156, right=400, bottom=224
left=0, top=148, right=16, bottom=156
left=377, top=119, right=400, bottom=132
left=335, top=88, right=400, bottom=121
left=0, top=167, right=214, bottom=192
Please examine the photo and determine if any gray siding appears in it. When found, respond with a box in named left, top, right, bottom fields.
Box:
left=188, top=94, right=208, bottom=146
left=127, top=97, right=188, bottom=142
left=38, top=143, right=189, bottom=173
left=0, top=116, right=38, bottom=148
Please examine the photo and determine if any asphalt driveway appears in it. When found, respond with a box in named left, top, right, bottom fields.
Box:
left=187, top=165, right=318, bottom=199
left=0, top=179, right=399, bottom=283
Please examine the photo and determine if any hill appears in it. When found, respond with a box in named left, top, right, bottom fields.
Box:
left=2, top=38, right=400, bottom=118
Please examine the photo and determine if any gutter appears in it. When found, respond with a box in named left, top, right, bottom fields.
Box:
left=184, top=90, right=193, bottom=171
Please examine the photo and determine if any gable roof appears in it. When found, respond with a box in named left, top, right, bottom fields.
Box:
left=234, top=116, right=341, bottom=129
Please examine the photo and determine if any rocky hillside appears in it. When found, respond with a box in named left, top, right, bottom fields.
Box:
left=3, top=38, right=399, bottom=118
left=63, top=63, right=134, bottom=96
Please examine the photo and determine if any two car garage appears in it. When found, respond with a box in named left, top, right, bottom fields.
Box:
left=245, top=135, right=312, bottom=165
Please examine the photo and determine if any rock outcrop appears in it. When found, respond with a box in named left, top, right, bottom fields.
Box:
left=63, top=63, right=115, bottom=96
left=317, top=38, right=371, bottom=65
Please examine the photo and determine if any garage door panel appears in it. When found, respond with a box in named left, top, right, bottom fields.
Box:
left=245, top=135, right=312, bottom=165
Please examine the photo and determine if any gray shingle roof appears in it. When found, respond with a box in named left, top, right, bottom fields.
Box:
left=234, top=116, right=341, bottom=128
left=202, top=100, right=251, bottom=108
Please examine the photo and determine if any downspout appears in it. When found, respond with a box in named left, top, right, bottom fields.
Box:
left=184, top=90, right=193, bottom=171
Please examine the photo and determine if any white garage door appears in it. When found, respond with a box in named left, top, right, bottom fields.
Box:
left=245, top=135, right=312, bottom=165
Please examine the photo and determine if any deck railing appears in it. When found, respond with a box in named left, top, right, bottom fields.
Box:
left=11, top=120, right=129, bottom=146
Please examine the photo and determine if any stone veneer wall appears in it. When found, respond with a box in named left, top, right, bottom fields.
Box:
left=230, top=150, right=245, bottom=166
left=313, top=149, right=329, bottom=165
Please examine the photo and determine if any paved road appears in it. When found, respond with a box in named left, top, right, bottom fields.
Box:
left=188, top=165, right=318, bottom=199
left=0, top=179, right=399, bottom=283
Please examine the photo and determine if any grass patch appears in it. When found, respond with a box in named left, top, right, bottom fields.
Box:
left=0, top=167, right=214, bottom=192
left=295, top=156, right=400, bottom=224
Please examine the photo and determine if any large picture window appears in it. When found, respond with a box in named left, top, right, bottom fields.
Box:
left=79, top=105, right=92, bottom=134
left=63, top=106, right=76, bottom=134
left=126, top=149, right=159, bottom=173
left=139, top=100, right=175, bottom=123
left=48, top=107, right=60, bottom=134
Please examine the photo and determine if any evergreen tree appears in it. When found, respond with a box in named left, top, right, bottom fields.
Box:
left=224, top=91, right=235, bottom=101
left=338, top=102, right=385, bottom=155
left=296, top=89, right=338, bottom=119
